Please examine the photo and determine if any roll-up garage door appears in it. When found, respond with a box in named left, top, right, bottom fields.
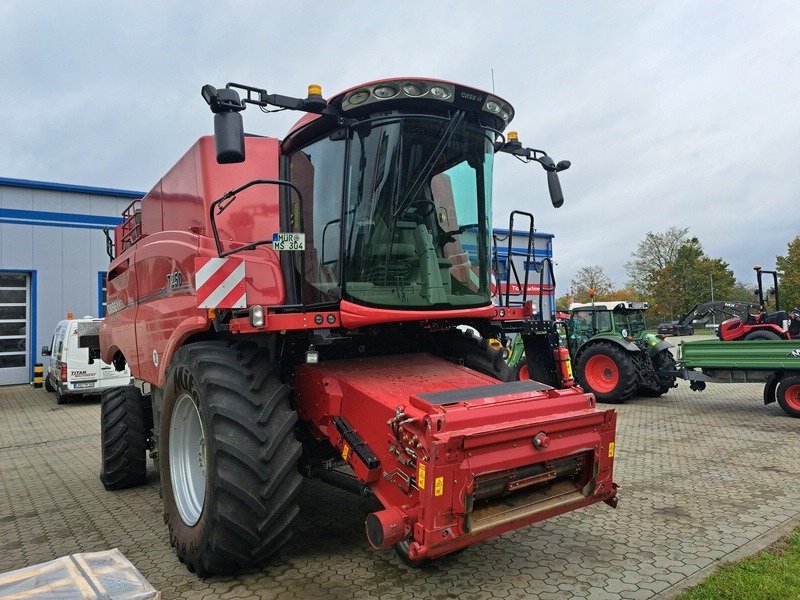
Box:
left=0, top=272, right=30, bottom=385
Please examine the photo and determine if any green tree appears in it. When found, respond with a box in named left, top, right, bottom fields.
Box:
left=636, top=236, right=737, bottom=321
left=777, top=235, right=800, bottom=309
left=569, top=265, right=614, bottom=303
left=603, top=285, right=645, bottom=301
left=730, top=280, right=760, bottom=303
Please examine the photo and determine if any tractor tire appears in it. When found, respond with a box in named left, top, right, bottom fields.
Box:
left=44, top=375, right=55, bottom=393
left=432, top=329, right=515, bottom=382
left=159, top=341, right=302, bottom=576
left=638, top=350, right=677, bottom=398
left=776, top=374, right=800, bottom=418
left=763, top=372, right=780, bottom=405
left=100, top=386, right=148, bottom=490
left=575, top=342, right=637, bottom=404
left=744, top=330, right=782, bottom=340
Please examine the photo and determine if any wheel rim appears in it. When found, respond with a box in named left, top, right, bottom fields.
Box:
left=784, top=384, right=800, bottom=412
left=518, top=364, right=530, bottom=381
left=584, top=355, right=619, bottom=393
left=170, top=393, right=207, bottom=526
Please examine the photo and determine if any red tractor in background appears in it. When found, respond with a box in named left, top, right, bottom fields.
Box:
left=717, top=265, right=800, bottom=341
left=99, top=78, right=618, bottom=576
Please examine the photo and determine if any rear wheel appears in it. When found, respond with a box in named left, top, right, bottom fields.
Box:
left=44, top=375, right=55, bottom=392
left=744, top=330, right=782, bottom=340
left=160, top=341, right=302, bottom=576
left=776, top=374, right=800, bottom=418
left=100, top=386, right=148, bottom=490
left=576, top=342, right=637, bottom=404
left=763, top=372, right=780, bottom=405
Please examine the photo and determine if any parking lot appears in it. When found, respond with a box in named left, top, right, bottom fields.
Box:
left=2, top=370, right=800, bottom=600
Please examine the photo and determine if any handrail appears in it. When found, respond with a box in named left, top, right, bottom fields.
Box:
left=208, top=179, right=305, bottom=258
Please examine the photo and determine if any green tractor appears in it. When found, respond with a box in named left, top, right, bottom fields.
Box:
left=566, top=301, right=676, bottom=403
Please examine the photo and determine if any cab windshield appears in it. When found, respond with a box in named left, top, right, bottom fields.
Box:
left=342, top=115, right=494, bottom=309
left=288, top=113, right=495, bottom=310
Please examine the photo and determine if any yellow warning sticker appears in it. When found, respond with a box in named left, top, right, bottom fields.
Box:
left=608, top=442, right=615, bottom=458
left=418, top=463, right=426, bottom=490
left=341, top=443, right=351, bottom=461
left=434, top=476, right=444, bottom=497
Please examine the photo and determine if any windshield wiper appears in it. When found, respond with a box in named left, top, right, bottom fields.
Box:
left=392, top=110, right=465, bottom=219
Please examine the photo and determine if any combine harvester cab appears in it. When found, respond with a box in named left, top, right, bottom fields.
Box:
left=99, top=77, right=619, bottom=575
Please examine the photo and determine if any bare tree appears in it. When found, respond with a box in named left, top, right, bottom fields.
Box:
left=625, top=226, right=690, bottom=294
left=570, top=265, right=614, bottom=303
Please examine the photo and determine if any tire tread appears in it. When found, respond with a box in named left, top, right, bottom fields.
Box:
left=163, top=340, right=302, bottom=576
left=100, top=386, right=148, bottom=490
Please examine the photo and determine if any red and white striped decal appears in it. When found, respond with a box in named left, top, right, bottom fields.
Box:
left=194, top=257, right=247, bottom=309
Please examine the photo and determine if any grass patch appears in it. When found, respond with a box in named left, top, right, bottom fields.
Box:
left=677, top=526, right=800, bottom=600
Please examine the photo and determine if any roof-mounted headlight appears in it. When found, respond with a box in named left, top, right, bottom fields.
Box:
left=483, top=95, right=514, bottom=124
left=373, top=85, right=399, bottom=99
left=402, top=82, right=428, bottom=97
left=341, top=80, right=455, bottom=111
left=430, top=85, right=452, bottom=99
left=347, top=90, right=370, bottom=105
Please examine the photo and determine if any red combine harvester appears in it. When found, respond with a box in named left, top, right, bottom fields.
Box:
left=99, top=78, right=618, bottom=576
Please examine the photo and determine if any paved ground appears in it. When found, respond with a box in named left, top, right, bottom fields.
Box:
left=2, top=353, right=800, bottom=599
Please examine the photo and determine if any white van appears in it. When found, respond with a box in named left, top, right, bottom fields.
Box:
left=41, top=317, right=132, bottom=403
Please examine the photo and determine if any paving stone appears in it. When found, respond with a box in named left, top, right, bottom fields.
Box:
left=1, top=370, right=799, bottom=599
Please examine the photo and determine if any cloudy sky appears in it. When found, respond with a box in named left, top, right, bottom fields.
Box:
left=2, top=1, right=798, bottom=291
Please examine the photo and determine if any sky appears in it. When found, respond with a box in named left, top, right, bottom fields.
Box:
left=1, top=1, right=798, bottom=293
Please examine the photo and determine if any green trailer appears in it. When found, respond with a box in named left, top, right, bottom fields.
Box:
left=677, top=339, right=800, bottom=417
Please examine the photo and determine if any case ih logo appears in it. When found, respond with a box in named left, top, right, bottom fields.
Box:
left=195, top=257, right=247, bottom=309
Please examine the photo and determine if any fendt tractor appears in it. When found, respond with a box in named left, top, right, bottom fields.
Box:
left=567, top=301, right=676, bottom=404
left=99, top=78, right=619, bottom=576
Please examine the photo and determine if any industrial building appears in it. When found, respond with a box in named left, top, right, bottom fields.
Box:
left=0, top=178, right=143, bottom=385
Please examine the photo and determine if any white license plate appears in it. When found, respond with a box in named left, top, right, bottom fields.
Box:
left=272, top=232, right=305, bottom=251
left=73, top=381, right=96, bottom=389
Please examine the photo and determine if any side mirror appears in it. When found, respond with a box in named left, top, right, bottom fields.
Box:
left=538, top=155, right=565, bottom=208
left=41, top=346, right=51, bottom=356
left=214, top=111, right=245, bottom=164
left=547, top=171, right=564, bottom=208
left=202, top=85, right=246, bottom=164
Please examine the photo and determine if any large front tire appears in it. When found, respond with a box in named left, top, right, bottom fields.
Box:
left=575, top=342, right=637, bottom=404
left=160, top=341, right=302, bottom=576
left=100, top=386, right=148, bottom=490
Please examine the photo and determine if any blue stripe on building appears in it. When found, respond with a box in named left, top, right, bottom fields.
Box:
left=0, top=177, right=144, bottom=199
left=0, top=208, right=123, bottom=230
